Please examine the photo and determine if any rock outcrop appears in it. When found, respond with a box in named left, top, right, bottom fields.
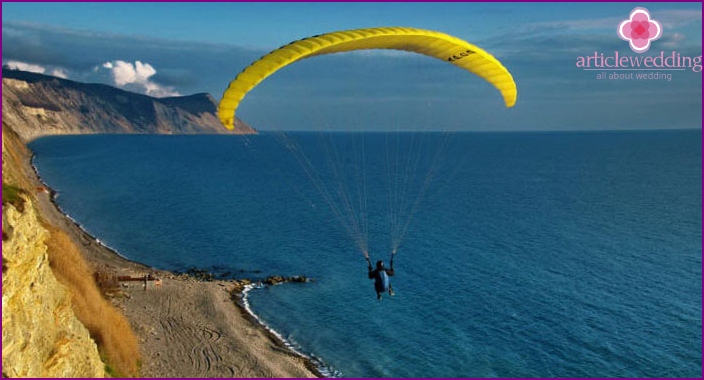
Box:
left=2, top=68, right=256, bottom=142
left=2, top=198, right=105, bottom=378
left=263, top=275, right=312, bottom=285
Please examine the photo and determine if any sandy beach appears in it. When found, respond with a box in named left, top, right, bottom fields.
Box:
left=30, top=166, right=321, bottom=378
left=2, top=72, right=320, bottom=376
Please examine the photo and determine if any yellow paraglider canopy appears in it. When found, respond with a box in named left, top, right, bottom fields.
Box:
left=218, top=26, right=517, bottom=130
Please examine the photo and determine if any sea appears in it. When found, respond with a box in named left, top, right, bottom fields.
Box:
left=29, top=130, right=702, bottom=378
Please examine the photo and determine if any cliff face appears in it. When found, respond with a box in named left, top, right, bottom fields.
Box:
left=2, top=68, right=256, bottom=142
left=2, top=198, right=105, bottom=378
left=2, top=123, right=106, bottom=377
left=1, top=69, right=261, bottom=377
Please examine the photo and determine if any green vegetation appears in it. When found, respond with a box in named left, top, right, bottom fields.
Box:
left=104, top=363, right=120, bottom=378
left=2, top=183, right=27, bottom=212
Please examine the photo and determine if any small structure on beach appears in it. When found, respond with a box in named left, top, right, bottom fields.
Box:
left=117, top=273, right=162, bottom=289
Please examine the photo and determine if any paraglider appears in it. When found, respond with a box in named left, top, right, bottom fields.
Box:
left=218, top=26, right=517, bottom=130
left=218, top=27, right=517, bottom=298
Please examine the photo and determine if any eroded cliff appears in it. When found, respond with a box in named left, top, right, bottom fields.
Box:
left=2, top=197, right=105, bottom=378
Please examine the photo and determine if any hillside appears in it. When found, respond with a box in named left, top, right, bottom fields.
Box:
left=2, top=69, right=321, bottom=378
left=0, top=69, right=253, bottom=377
left=1, top=68, right=256, bottom=142
left=2, top=124, right=112, bottom=377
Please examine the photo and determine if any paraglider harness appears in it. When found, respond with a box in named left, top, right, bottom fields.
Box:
left=366, top=250, right=396, bottom=299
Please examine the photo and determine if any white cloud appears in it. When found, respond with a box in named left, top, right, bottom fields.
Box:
left=5, top=60, right=70, bottom=79
left=658, top=9, right=703, bottom=28
left=100, top=60, right=180, bottom=97
left=5, top=60, right=47, bottom=74
left=659, top=32, right=685, bottom=49
left=50, top=68, right=69, bottom=79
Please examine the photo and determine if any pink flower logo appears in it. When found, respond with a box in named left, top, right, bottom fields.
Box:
left=617, top=7, right=662, bottom=53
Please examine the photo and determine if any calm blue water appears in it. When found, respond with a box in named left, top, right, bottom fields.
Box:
left=30, top=130, right=702, bottom=378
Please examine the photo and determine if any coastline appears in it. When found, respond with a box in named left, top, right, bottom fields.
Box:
left=239, top=284, right=339, bottom=378
left=27, top=150, right=324, bottom=378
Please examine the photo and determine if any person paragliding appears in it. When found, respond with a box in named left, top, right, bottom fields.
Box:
left=367, top=256, right=395, bottom=300
left=218, top=26, right=517, bottom=300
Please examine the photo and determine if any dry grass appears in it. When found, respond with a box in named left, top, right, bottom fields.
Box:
left=94, top=271, right=122, bottom=297
left=43, top=224, right=141, bottom=377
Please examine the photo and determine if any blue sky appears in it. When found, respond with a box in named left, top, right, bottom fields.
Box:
left=2, top=2, right=702, bottom=131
